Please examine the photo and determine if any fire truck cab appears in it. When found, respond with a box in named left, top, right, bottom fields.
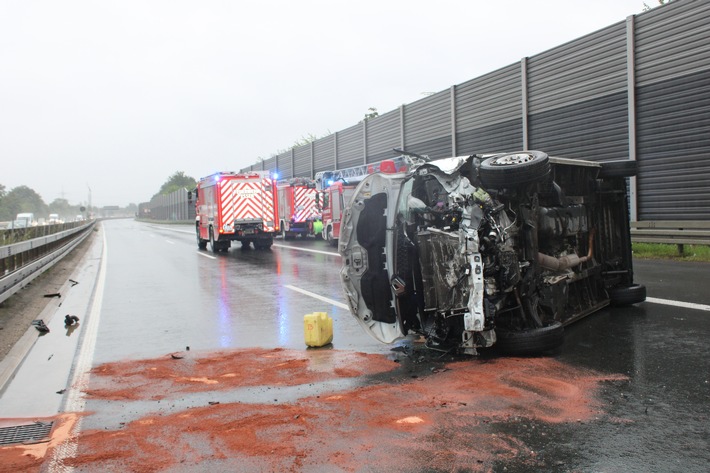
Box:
left=195, top=171, right=279, bottom=252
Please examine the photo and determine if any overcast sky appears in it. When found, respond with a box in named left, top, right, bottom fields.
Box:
left=1, top=0, right=653, bottom=208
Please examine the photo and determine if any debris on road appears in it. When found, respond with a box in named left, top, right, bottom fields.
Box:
left=64, top=315, right=79, bottom=326
left=32, top=320, right=50, bottom=333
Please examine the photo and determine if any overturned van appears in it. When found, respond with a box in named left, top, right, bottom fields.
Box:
left=339, top=151, right=646, bottom=355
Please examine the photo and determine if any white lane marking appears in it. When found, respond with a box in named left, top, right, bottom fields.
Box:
left=285, top=285, right=349, bottom=310
left=273, top=243, right=340, bottom=257
left=166, top=240, right=175, bottom=244
left=197, top=251, right=217, bottom=260
left=50, top=227, right=109, bottom=471
left=646, top=297, right=710, bottom=312
left=147, top=225, right=193, bottom=235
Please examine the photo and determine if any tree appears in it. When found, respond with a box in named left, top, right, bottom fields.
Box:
left=48, top=198, right=77, bottom=219
left=274, top=132, right=329, bottom=155
left=293, top=133, right=319, bottom=148
left=0, top=185, right=48, bottom=220
left=643, top=0, right=672, bottom=11
left=363, top=107, right=379, bottom=121
left=158, top=171, right=197, bottom=196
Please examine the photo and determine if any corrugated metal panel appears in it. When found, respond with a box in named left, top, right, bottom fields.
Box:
left=337, top=123, right=364, bottom=169
left=293, top=144, right=311, bottom=177
left=314, top=134, right=336, bottom=173
left=455, top=64, right=521, bottom=131
left=529, top=92, right=628, bottom=161
left=528, top=21, right=627, bottom=114
left=636, top=69, right=710, bottom=220
left=635, top=0, right=710, bottom=87
left=263, top=156, right=276, bottom=173
left=406, top=135, right=453, bottom=160
left=403, top=89, right=450, bottom=150
left=366, top=109, right=401, bottom=163
left=456, top=120, right=523, bottom=155
left=277, top=151, right=292, bottom=179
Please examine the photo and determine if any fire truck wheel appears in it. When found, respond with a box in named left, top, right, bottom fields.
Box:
left=209, top=229, right=219, bottom=253
left=241, top=240, right=251, bottom=248
left=326, top=226, right=336, bottom=246
left=196, top=226, right=207, bottom=249
left=254, top=239, right=273, bottom=250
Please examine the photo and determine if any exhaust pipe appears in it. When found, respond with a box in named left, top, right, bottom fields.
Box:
left=537, top=229, right=595, bottom=271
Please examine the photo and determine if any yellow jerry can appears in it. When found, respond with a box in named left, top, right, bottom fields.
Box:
left=304, top=312, right=333, bottom=347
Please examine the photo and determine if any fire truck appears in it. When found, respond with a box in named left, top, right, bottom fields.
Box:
left=276, top=177, right=322, bottom=239
left=195, top=171, right=279, bottom=252
left=314, top=155, right=422, bottom=246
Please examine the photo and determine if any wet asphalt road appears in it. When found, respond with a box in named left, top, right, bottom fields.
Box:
left=2, top=219, right=709, bottom=472
left=93, top=220, right=387, bottom=364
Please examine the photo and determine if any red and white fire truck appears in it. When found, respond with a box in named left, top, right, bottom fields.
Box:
left=276, top=177, right=322, bottom=239
left=195, top=171, right=279, bottom=252
left=315, top=156, right=420, bottom=246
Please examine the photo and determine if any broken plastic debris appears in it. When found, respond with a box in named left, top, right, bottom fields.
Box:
left=43, top=293, right=61, bottom=298
left=33, top=320, right=50, bottom=333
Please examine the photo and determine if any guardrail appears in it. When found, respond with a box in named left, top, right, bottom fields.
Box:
left=631, top=220, right=710, bottom=254
left=0, top=221, right=96, bottom=305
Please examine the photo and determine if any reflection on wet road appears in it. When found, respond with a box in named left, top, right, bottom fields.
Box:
left=93, top=220, right=385, bottom=366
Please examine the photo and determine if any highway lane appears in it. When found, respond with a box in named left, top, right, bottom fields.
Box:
left=92, top=219, right=386, bottom=365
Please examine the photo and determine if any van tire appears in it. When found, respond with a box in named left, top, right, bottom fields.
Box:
left=495, top=322, right=564, bottom=356
left=479, top=151, right=550, bottom=188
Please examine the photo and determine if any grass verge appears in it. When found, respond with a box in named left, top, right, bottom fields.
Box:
left=632, top=242, right=710, bottom=262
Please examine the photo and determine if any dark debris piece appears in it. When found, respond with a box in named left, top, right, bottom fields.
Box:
left=34, top=320, right=50, bottom=333
left=64, top=315, right=80, bottom=326
left=43, top=293, right=61, bottom=298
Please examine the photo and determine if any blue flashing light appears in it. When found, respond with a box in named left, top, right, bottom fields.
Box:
left=273, top=172, right=280, bottom=180
left=327, top=179, right=334, bottom=187
left=215, top=174, right=221, bottom=182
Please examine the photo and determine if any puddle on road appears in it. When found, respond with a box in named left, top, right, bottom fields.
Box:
left=0, top=348, right=627, bottom=472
